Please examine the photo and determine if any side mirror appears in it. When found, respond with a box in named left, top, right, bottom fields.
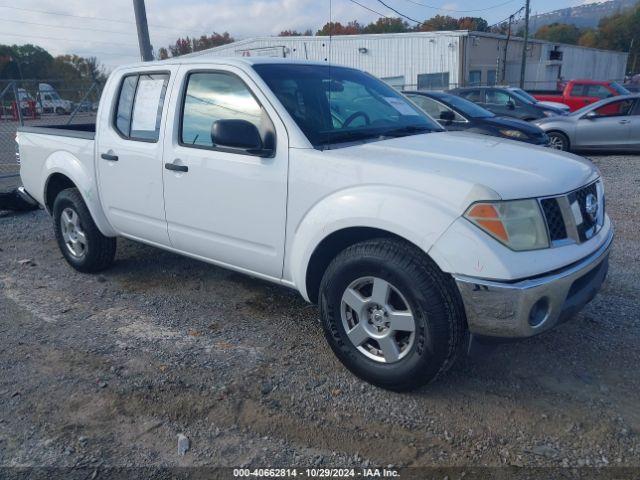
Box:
left=584, top=111, right=598, bottom=120
left=506, top=100, right=516, bottom=110
left=439, top=110, right=455, bottom=122
left=211, top=119, right=273, bottom=156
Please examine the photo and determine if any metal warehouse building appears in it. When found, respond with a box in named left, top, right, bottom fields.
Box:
left=188, top=30, right=628, bottom=90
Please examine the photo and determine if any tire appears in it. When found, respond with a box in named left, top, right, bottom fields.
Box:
left=55, top=107, right=65, bottom=115
left=53, top=188, right=116, bottom=273
left=547, top=131, right=570, bottom=151
left=319, top=238, right=467, bottom=391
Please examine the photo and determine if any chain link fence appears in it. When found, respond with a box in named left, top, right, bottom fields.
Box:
left=0, top=79, right=102, bottom=190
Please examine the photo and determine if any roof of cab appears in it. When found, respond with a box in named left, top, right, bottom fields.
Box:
left=112, top=56, right=336, bottom=73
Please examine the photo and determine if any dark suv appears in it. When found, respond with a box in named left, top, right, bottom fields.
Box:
left=449, top=86, right=566, bottom=121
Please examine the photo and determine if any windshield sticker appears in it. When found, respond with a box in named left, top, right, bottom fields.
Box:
left=384, top=97, right=419, bottom=116
left=131, top=79, right=165, bottom=132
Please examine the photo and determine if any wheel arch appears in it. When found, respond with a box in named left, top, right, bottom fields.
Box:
left=43, top=166, right=116, bottom=237
left=305, top=226, right=417, bottom=304
left=287, top=187, right=463, bottom=303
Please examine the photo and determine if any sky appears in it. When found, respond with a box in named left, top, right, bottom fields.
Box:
left=0, top=0, right=602, bottom=71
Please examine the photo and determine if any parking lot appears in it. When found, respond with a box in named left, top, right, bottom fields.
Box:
left=0, top=153, right=639, bottom=470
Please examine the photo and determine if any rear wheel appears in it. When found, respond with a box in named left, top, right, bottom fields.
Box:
left=548, top=131, right=570, bottom=151
left=53, top=188, right=116, bottom=272
left=319, top=238, right=467, bottom=391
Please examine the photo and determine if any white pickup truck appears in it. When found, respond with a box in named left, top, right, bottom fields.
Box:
left=17, top=58, right=613, bottom=391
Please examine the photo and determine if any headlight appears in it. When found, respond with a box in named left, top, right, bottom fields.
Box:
left=542, top=110, right=557, bottom=117
left=464, top=200, right=549, bottom=251
left=499, top=129, right=528, bottom=139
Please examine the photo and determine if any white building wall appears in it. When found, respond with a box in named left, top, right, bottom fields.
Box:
left=191, top=32, right=628, bottom=91
left=189, top=32, right=463, bottom=88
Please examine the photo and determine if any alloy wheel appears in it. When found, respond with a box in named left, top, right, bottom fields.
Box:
left=340, top=276, right=417, bottom=363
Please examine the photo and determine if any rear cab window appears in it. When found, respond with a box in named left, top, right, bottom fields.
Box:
left=113, top=72, right=169, bottom=142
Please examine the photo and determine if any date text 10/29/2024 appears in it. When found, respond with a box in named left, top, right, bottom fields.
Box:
left=233, top=468, right=400, bottom=478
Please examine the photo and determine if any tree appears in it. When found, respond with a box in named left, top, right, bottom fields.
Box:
left=577, top=28, right=599, bottom=48
left=316, top=21, right=363, bottom=36
left=278, top=29, right=313, bottom=36
left=417, top=15, right=459, bottom=32
left=457, top=17, right=489, bottom=32
left=534, top=23, right=582, bottom=44
left=363, top=17, right=409, bottom=34
left=162, top=32, right=234, bottom=58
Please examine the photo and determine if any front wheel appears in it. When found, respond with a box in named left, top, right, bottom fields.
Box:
left=53, top=188, right=116, bottom=273
left=547, top=131, right=570, bottom=151
left=319, top=238, right=467, bottom=391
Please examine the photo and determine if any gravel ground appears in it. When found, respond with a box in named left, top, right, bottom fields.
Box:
left=0, top=154, right=639, bottom=472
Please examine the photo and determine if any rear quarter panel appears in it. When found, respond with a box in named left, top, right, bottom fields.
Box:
left=18, top=132, right=115, bottom=236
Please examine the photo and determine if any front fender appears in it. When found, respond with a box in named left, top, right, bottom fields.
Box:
left=42, top=152, right=116, bottom=237
left=286, top=185, right=462, bottom=300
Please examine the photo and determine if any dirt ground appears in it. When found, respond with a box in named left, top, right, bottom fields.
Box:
left=0, top=154, right=639, bottom=474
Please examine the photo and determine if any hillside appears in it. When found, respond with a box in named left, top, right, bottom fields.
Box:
left=513, top=0, right=638, bottom=31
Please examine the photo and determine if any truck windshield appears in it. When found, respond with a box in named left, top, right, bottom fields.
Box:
left=253, top=63, right=441, bottom=149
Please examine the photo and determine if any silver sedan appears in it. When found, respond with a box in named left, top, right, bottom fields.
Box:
left=533, top=94, right=640, bottom=152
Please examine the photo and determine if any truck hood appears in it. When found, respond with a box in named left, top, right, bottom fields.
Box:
left=343, top=131, right=598, bottom=200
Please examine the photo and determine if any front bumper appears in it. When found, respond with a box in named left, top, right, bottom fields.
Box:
left=454, top=229, right=613, bottom=338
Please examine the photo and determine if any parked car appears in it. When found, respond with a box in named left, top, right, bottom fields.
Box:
left=449, top=86, right=566, bottom=121
left=508, top=87, right=570, bottom=113
left=533, top=94, right=640, bottom=152
left=403, top=90, right=549, bottom=145
left=17, top=58, right=612, bottom=391
left=531, top=80, right=630, bottom=112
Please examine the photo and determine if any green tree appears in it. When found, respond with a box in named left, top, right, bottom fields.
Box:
left=417, top=15, right=459, bottom=32
left=534, top=23, right=582, bottom=44
left=278, top=29, right=313, bottom=36
left=316, top=21, right=363, bottom=36
left=457, top=17, right=489, bottom=32
left=363, top=17, right=409, bottom=34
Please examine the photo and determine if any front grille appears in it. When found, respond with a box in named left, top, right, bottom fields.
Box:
left=540, top=198, right=567, bottom=241
left=539, top=180, right=603, bottom=246
left=571, top=182, right=598, bottom=242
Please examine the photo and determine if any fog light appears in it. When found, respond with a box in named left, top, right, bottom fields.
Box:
left=528, top=297, right=550, bottom=327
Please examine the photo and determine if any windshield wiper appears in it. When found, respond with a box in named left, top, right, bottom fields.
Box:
left=380, top=125, right=433, bottom=137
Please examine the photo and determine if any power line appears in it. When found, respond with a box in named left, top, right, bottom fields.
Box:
left=0, top=4, right=186, bottom=33
left=347, top=0, right=391, bottom=18
left=375, top=0, right=423, bottom=23
left=0, top=17, right=173, bottom=39
left=488, top=6, right=524, bottom=29
left=0, top=31, right=139, bottom=49
left=398, top=0, right=517, bottom=13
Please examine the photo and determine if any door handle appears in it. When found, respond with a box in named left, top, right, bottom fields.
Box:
left=165, top=162, right=188, bottom=173
left=619, top=119, right=630, bottom=124
left=101, top=153, right=118, bottom=161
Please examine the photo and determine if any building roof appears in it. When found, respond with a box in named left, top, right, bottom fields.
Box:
left=188, top=29, right=628, bottom=58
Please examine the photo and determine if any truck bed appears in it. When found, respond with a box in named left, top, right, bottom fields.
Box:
left=17, top=124, right=96, bottom=207
left=18, top=123, right=96, bottom=140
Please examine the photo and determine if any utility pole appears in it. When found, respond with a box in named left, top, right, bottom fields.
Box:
left=519, top=0, right=530, bottom=88
left=501, top=14, right=514, bottom=84
left=133, top=0, right=154, bottom=61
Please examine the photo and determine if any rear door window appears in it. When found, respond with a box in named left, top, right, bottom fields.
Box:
left=114, top=73, right=169, bottom=142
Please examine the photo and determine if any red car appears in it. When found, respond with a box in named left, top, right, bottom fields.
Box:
left=530, top=80, right=630, bottom=112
